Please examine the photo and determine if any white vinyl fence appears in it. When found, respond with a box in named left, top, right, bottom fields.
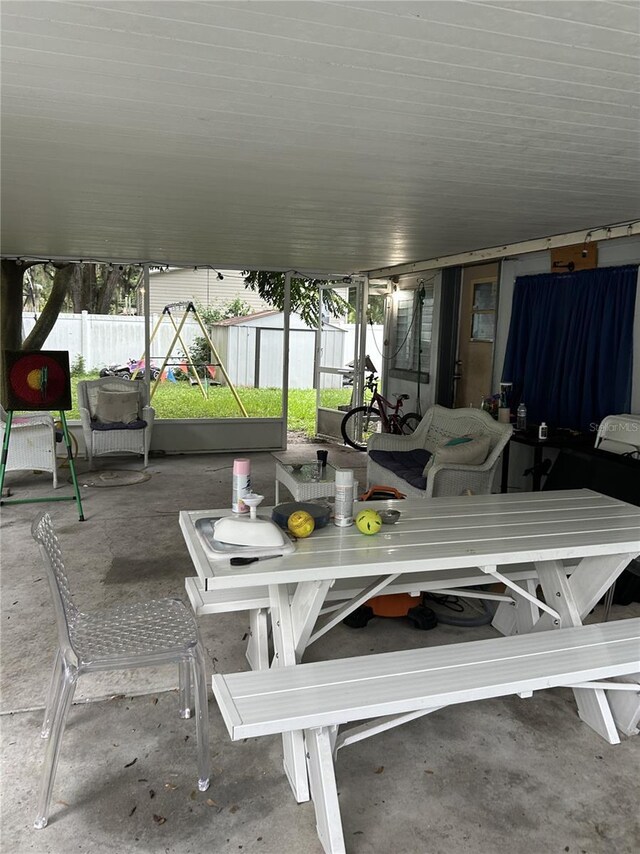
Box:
left=22, top=311, right=202, bottom=372
left=21, top=312, right=367, bottom=389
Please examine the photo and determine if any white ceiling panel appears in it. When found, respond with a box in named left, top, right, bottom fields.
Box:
left=1, top=0, right=639, bottom=272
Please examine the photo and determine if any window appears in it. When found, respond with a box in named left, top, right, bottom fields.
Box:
left=391, top=284, right=434, bottom=376
left=470, top=280, right=496, bottom=342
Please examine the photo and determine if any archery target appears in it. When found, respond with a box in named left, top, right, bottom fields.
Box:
left=2, top=351, right=72, bottom=411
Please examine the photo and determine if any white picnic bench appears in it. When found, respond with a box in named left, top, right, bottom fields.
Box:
left=180, top=489, right=640, bottom=854
left=212, top=619, right=640, bottom=854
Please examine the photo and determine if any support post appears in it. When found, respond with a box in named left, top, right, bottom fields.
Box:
left=131, top=302, right=164, bottom=381
left=143, top=264, right=151, bottom=406
left=269, top=583, right=309, bottom=803
left=80, top=310, right=91, bottom=372
left=59, top=412, right=85, bottom=521
left=0, top=409, right=13, bottom=498
left=246, top=608, right=270, bottom=671
left=534, top=559, right=621, bottom=743
left=305, top=727, right=346, bottom=854
left=281, top=271, right=291, bottom=448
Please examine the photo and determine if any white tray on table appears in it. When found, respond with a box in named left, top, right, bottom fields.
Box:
left=195, top=516, right=296, bottom=562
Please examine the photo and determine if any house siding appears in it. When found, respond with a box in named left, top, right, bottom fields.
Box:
left=147, top=268, right=271, bottom=315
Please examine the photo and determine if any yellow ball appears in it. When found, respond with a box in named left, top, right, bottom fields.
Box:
left=27, top=368, right=43, bottom=391
left=287, top=510, right=315, bottom=539
left=355, top=509, right=382, bottom=535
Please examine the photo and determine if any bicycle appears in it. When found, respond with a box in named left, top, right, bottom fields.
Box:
left=340, top=371, right=421, bottom=451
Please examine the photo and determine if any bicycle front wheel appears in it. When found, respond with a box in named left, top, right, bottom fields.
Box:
left=399, top=411, right=421, bottom=435
left=341, top=406, right=383, bottom=451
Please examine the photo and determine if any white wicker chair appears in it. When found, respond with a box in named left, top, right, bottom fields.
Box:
left=367, top=405, right=513, bottom=498
left=594, top=414, right=640, bottom=621
left=77, top=377, right=155, bottom=468
left=595, top=414, right=640, bottom=458
left=0, top=405, right=58, bottom=488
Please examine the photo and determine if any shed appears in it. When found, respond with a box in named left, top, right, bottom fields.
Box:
left=210, top=311, right=346, bottom=389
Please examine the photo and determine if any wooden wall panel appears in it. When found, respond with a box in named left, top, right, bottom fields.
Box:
left=551, top=242, right=598, bottom=273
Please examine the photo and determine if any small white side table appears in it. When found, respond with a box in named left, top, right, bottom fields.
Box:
left=274, top=461, right=339, bottom=504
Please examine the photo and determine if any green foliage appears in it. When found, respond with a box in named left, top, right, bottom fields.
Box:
left=67, top=376, right=352, bottom=437
left=70, top=354, right=86, bottom=376
left=23, top=262, right=141, bottom=315
left=242, top=271, right=349, bottom=328
left=188, top=337, right=212, bottom=374
left=346, top=291, right=385, bottom=324
left=222, top=296, right=253, bottom=319
left=197, top=297, right=253, bottom=326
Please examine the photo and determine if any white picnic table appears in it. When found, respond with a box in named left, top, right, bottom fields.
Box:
left=180, top=489, right=640, bottom=806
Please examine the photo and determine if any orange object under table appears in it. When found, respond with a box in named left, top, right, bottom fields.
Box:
left=366, top=593, right=418, bottom=617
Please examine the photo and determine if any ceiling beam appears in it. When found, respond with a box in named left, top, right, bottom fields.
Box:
left=367, top=221, right=640, bottom=278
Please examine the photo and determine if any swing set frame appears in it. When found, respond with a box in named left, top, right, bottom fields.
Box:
left=133, top=301, right=248, bottom=417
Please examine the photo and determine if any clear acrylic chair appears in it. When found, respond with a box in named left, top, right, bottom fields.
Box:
left=31, top=512, right=210, bottom=829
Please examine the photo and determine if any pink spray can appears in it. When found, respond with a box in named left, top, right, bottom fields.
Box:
left=232, top=458, right=251, bottom=513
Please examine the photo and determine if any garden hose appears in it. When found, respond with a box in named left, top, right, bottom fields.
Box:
left=424, top=593, right=495, bottom=627
left=54, top=420, right=79, bottom=465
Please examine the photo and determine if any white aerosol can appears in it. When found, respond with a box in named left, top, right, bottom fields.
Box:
left=334, top=469, right=355, bottom=527
left=232, top=458, right=251, bottom=513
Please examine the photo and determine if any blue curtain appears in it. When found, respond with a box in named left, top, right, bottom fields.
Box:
left=502, top=265, right=638, bottom=431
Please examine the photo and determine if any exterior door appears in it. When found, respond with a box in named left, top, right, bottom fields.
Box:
left=454, top=263, right=498, bottom=408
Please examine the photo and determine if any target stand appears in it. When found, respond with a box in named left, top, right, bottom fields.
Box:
left=1, top=350, right=85, bottom=521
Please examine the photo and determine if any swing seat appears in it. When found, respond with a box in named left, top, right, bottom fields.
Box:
left=185, top=365, right=220, bottom=387
left=178, top=363, right=198, bottom=385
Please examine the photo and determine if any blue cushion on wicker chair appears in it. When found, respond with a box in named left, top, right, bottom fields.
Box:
left=90, top=419, right=148, bottom=431
left=368, top=448, right=432, bottom=491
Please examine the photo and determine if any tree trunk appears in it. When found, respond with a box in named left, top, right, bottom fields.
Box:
left=68, top=264, right=125, bottom=314
left=22, top=264, right=74, bottom=350
left=69, top=264, right=91, bottom=312
left=1, top=260, right=24, bottom=353
left=96, top=268, right=124, bottom=314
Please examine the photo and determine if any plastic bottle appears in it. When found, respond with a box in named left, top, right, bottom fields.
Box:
left=516, top=402, right=527, bottom=431
left=538, top=422, right=548, bottom=441
left=232, top=458, right=251, bottom=513
left=334, top=469, right=355, bottom=527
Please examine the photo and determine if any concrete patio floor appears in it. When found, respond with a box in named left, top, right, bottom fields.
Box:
left=1, top=445, right=638, bottom=854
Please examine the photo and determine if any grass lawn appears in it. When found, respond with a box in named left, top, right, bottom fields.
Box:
left=69, top=375, right=353, bottom=437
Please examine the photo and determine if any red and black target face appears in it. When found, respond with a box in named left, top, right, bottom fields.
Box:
left=2, top=351, right=72, bottom=411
